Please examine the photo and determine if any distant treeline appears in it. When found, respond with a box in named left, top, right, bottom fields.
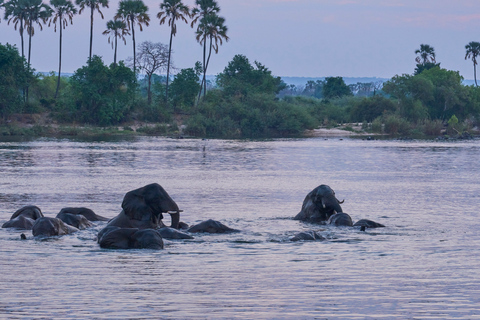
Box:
left=1, top=42, right=480, bottom=138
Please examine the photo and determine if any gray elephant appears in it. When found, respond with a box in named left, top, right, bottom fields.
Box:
left=56, top=212, right=93, bottom=230
left=2, top=205, right=44, bottom=230
left=290, top=231, right=325, bottom=241
left=294, top=185, right=344, bottom=223
left=98, top=227, right=164, bottom=249
left=57, top=207, right=108, bottom=221
left=327, top=212, right=385, bottom=228
left=103, top=183, right=182, bottom=231
left=327, top=212, right=353, bottom=226
left=32, top=217, right=79, bottom=237
left=187, top=219, right=239, bottom=234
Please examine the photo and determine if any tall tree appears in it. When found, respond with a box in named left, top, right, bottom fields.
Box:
left=415, top=44, right=436, bottom=65
left=134, top=41, right=169, bottom=104
left=0, top=43, right=35, bottom=118
left=0, top=0, right=4, bottom=22
left=49, top=0, right=76, bottom=99
left=465, top=41, right=480, bottom=87
left=102, top=19, right=129, bottom=66
left=191, top=0, right=219, bottom=98
left=115, top=0, right=150, bottom=75
left=195, top=12, right=228, bottom=98
left=24, top=0, right=52, bottom=68
left=157, top=0, right=190, bottom=103
left=75, top=0, right=108, bottom=60
left=23, top=0, right=52, bottom=101
left=3, top=0, right=29, bottom=58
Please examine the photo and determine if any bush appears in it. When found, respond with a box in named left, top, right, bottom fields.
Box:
left=349, top=96, right=396, bottom=122
left=383, top=115, right=411, bottom=135
left=65, top=57, right=136, bottom=125
left=421, top=119, right=443, bottom=136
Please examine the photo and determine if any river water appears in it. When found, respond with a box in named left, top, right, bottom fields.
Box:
left=0, top=136, right=479, bottom=319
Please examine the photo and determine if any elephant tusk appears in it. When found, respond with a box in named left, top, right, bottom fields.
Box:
left=321, top=199, right=326, bottom=209
left=167, top=210, right=183, bottom=214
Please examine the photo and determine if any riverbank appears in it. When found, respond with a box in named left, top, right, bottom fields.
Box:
left=1, top=112, right=479, bottom=140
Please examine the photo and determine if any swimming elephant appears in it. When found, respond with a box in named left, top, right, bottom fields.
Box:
left=101, top=183, right=181, bottom=233
left=328, top=212, right=353, bottom=226
left=98, top=226, right=164, bottom=249
left=32, top=217, right=79, bottom=237
left=158, top=227, right=194, bottom=239
left=328, top=212, right=385, bottom=228
left=187, top=219, right=239, bottom=233
left=2, top=205, right=44, bottom=230
left=57, top=207, right=108, bottom=221
left=290, top=231, right=325, bottom=241
left=294, top=185, right=344, bottom=223
left=56, top=212, right=93, bottom=230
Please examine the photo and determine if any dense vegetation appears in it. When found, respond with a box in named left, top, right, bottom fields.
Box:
left=1, top=0, right=480, bottom=139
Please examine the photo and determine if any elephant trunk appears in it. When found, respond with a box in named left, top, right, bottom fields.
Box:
left=169, top=211, right=180, bottom=229
left=323, top=197, right=343, bottom=214
left=332, top=200, right=343, bottom=214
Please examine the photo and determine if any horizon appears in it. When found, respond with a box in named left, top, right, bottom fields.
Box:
left=2, top=0, right=480, bottom=81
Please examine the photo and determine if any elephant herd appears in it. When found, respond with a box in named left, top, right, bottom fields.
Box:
left=2, top=183, right=384, bottom=249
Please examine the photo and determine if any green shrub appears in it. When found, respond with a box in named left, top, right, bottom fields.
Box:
left=421, top=119, right=443, bottom=136
left=371, top=117, right=383, bottom=133
left=383, top=115, right=411, bottom=135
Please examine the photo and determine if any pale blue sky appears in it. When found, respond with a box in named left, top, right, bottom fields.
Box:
left=2, top=0, right=480, bottom=80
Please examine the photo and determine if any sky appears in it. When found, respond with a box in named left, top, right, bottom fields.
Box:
left=2, top=0, right=480, bottom=81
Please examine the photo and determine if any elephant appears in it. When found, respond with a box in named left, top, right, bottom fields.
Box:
left=2, top=215, right=36, bottom=230
left=327, top=212, right=353, bottom=226
left=187, top=219, right=239, bottom=234
left=56, top=212, right=93, bottom=230
left=98, top=226, right=164, bottom=249
left=328, top=212, right=385, bottom=229
left=103, top=183, right=182, bottom=231
left=32, top=217, right=79, bottom=237
left=353, top=219, right=385, bottom=228
left=57, top=207, right=108, bottom=221
left=290, top=231, right=325, bottom=241
left=158, top=227, right=194, bottom=239
left=294, top=185, right=344, bottom=223
left=2, top=205, right=44, bottom=230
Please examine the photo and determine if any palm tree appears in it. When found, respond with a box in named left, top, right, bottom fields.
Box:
left=75, top=0, right=108, bottom=60
left=102, top=19, right=129, bottom=66
left=115, top=0, right=150, bottom=74
left=415, top=44, right=436, bottom=65
left=3, top=0, right=29, bottom=58
left=191, top=0, right=219, bottom=97
left=49, top=0, right=76, bottom=99
left=465, top=41, right=480, bottom=87
left=190, top=0, right=218, bottom=26
left=0, top=0, right=4, bottom=22
left=24, top=0, right=52, bottom=68
left=195, top=12, right=228, bottom=98
left=157, top=0, right=190, bottom=103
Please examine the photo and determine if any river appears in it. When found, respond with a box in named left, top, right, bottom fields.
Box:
left=0, top=136, right=479, bottom=319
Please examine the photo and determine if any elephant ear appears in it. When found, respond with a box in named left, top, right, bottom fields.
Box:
left=121, top=187, right=153, bottom=221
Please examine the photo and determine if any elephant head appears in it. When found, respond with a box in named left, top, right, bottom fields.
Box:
left=3, top=205, right=44, bottom=230
left=121, top=183, right=181, bottom=229
left=10, top=205, right=43, bottom=220
left=32, top=217, right=79, bottom=237
left=294, top=184, right=344, bottom=223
